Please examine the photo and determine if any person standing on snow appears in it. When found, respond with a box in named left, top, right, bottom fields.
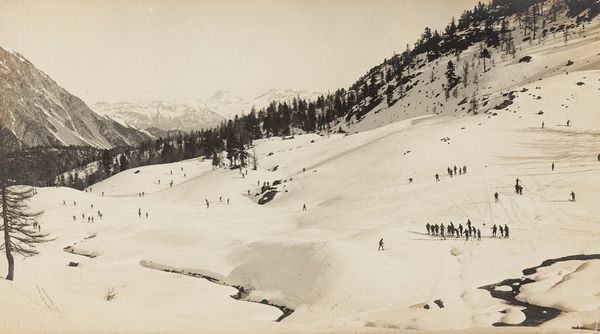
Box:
left=435, top=174, right=440, bottom=182
left=494, top=192, right=499, bottom=202
left=378, top=238, right=384, bottom=251
left=552, top=162, right=555, bottom=171
left=492, top=224, right=497, bottom=237
left=570, top=191, right=576, bottom=202
left=302, top=204, right=307, bottom=211
left=504, top=225, right=509, bottom=238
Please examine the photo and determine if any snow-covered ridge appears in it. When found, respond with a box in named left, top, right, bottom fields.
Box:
left=0, top=47, right=150, bottom=148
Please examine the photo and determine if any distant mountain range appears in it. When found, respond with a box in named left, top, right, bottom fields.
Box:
left=0, top=47, right=150, bottom=148
left=91, top=89, right=324, bottom=131
left=0, top=45, right=324, bottom=148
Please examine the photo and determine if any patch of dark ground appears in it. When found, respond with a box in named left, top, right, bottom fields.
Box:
left=480, top=254, right=600, bottom=327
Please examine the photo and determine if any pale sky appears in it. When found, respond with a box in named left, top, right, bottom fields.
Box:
left=0, top=0, right=479, bottom=104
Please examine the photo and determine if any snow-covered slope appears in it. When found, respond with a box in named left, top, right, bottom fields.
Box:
left=337, top=0, right=600, bottom=135
left=0, top=47, right=150, bottom=148
left=2, top=68, right=600, bottom=332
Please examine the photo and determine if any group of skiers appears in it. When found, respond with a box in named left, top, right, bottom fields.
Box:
left=205, top=197, right=230, bottom=208
left=491, top=224, right=510, bottom=238
left=426, top=219, right=483, bottom=241
left=138, top=208, right=149, bottom=219
left=69, top=206, right=103, bottom=223
left=447, top=165, right=467, bottom=178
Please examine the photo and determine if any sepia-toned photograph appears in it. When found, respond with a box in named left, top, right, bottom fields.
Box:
left=1, top=0, right=600, bottom=333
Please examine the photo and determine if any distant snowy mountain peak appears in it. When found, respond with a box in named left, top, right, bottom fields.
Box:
left=208, top=90, right=243, bottom=105
left=210, top=88, right=325, bottom=119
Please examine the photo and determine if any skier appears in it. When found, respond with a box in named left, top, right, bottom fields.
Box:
left=219, top=196, right=223, bottom=202
left=138, top=208, right=142, bottom=218
left=227, top=198, right=230, bottom=205
left=541, top=121, right=545, bottom=129
left=492, top=225, right=497, bottom=237
left=447, top=167, right=452, bottom=175
left=440, top=224, right=446, bottom=240
left=91, top=217, right=94, bottom=223
left=91, top=204, right=94, bottom=209
left=459, top=169, right=462, bottom=175
left=494, top=192, right=499, bottom=202
left=205, top=199, right=209, bottom=209
left=515, top=178, right=520, bottom=185
left=499, top=225, right=504, bottom=237
left=504, top=224, right=509, bottom=238
left=74, top=201, right=77, bottom=206
left=454, top=166, right=458, bottom=174
left=463, top=166, right=467, bottom=174
left=570, top=191, right=576, bottom=202
left=378, top=238, right=384, bottom=251
left=158, top=179, right=161, bottom=185
left=63, top=200, right=66, bottom=206
left=302, top=204, right=307, bottom=211
left=87, top=217, right=90, bottom=223
left=449, top=170, right=453, bottom=178
left=169, top=180, right=173, bottom=187
left=435, top=174, right=440, bottom=182
left=567, top=120, right=570, bottom=127
left=477, top=229, right=481, bottom=241
left=170, top=170, right=173, bottom=175
left=146, top=212, right=148, bottom=219
left=73, top=215, right=76, bottom=222
left=552, top=162, right=555, bottom=171
left=408, top=178, right=414, bottom=183
left=426, top=223, right=431, bottom=235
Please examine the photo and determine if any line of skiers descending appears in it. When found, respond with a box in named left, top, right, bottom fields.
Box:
left=425, top=219, right=508, bottom=241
